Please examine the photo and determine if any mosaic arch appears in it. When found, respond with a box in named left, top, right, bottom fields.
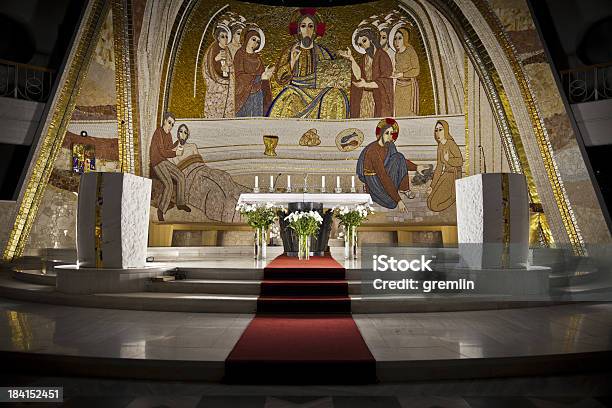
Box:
left=163, top=1, right=437, bottom=119
left=133, top=0, right=581, bottom=250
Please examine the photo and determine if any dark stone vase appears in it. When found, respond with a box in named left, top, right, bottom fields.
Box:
left=278, top=202, right=334, bottom=257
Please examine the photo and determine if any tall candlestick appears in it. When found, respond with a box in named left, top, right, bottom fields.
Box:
left=287, top=175, right=291, bottom=191
left=351, top=176, right=355, bottom=188
left=336, top=176, right=340, bottom=188
left=255, top=176, right=259, bottom=188
left=322, top=175, right=325, bottom=188
left=269, top=175, right=274, bottom=192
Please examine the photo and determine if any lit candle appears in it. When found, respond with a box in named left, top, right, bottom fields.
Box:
left=336, top=176, right=340, bottom=189
left=287, top=175, right=291, bottom=190
left=322, top=175, right=325, bottom=189
left=270, top=175, right=274, bottom=189
left=351, top=176, right=355, bottom=189
left=255, top=175, right=259, bottom=189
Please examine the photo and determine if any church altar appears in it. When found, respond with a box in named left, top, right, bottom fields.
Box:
left=238, top=193, right=372, bottom=257
left=237, top=193, right=372, bottom=207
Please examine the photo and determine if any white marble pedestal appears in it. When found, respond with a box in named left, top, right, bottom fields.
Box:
left=456, top=173, right=530, bottom=269
left=77, top=172, right=151, bottom=268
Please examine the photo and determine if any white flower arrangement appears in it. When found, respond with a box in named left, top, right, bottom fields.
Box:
left=284, top=210, right=323, bottom=237
left=269, top=222, right=281, bottom=239
left=333, top=203, right=374, bottom=228
left=235, top=201, right=283, bottom=229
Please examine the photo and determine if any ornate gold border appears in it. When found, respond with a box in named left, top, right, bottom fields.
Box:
left=471, top=0, right=581, bottom=253
left=422, top=0, right=567, bottom=250
left=464, top=52, right=469, bottom=176
left=2, top=0, right=109, bottom=261
left=112, top=0, right=141, bottom=175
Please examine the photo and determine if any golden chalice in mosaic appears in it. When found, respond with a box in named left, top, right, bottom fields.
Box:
left=263, top=135, right=279, bottom=157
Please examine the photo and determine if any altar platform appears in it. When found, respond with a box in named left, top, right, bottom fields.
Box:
left=1, top=245, right=593, bottom=314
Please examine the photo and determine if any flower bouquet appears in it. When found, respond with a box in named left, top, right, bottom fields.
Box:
left=284, top=210, right=324, bottom=260
left=236, top=201, right=281, bottom=259
left=334, top=203, right=374, bottom=259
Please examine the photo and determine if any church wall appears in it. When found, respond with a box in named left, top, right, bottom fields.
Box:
left=487, top=0, right=610, bottom=243
left=24, top=9, right=121, bottom=252
left=0, top=201, right=17, bottom=254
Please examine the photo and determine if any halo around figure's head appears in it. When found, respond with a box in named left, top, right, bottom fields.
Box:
left=228, top=20, right=246, bottom=37
left=288, top=8, right=326, bottom=38
left=376, top=118, right=400, bottom=141
left=240, top=24, right=266, bottom=53
left=352, top=24, right=380, bottom=54
left=389, top=21, right=412, bottom=52
left=212, top=23, right=232, bottom=43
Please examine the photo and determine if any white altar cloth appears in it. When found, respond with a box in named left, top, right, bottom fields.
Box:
left=238, top=193, right=372, bottom=207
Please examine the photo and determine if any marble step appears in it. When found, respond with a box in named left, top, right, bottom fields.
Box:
left=553, top=280, right=612, bottom=297
left=0, top=272, right=567, bottom=313
left=148, top=279, right=261, bottom=295
left=11, top=269, right=56, bottom=286
left=549, top=269, right=601, bottom=288
left=183, top=268, right=264, bottom=280
left=146, top=246, right=284, bottom=261
left=147, top=279, right=363, bottom=295
left=10, top=256, right=43, bottom=270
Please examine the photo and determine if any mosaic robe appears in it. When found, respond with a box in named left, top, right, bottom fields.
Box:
left=427, top=138, right=463, bottom=212
left=356, top=140, right=416, bottom=209
left=234, top=47, right=272, bottom=117
left=203, top=42, right=235, bottom=118
left=350, top=49, right=394, bottom=118
left=267, top=43, right=349, bottom=119
left=394, top=45, right=420, bottom=117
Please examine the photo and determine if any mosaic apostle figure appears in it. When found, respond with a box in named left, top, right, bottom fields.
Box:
left=427, top=120, right=463, bottom=211
left=227, top=20, right=245, bottom=59
left=339, top=25, right=394, bottom=118
left=167, top=124, right=247, bottom=223
left=234, top=26, right=274, bottom=117
left=267, top=8, right=349, bottom=119
left=378, top=22, right=395, bottom=70
left=203, top=24, right=235, bottom=118
left=356, top=118, right=417, bottom=211
left=149, top=112, right=191, bottom=221
left=391, top=25, right=420, bottom=116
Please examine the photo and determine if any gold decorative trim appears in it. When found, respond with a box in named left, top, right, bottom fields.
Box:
left=464, top=52, right=469, bottom=175
left=424, top=0, right=566, bottom=250
left=501, top=173, right=510, bottom=267
left=2, top=0, right=109, bottom=261
left=95, top=173, right=104, bottom=268
left=472, top=0, right=579, bottom=252
left=112, top=0, right=141, bottom=174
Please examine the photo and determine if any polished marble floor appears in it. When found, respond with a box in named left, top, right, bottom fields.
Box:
left=1, top=298, right=611, bottom=363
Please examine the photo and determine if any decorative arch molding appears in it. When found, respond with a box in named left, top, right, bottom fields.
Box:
left=395, top=1, right=445, bottom=114
left=137, top=0, right=186, bottom=177
left=420, top=0, right=584, bottom=252
left=136, top=0, right=589, bottom=252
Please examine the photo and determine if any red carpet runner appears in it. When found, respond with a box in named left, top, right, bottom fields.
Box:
left=225, top=255, right=377, bottom=384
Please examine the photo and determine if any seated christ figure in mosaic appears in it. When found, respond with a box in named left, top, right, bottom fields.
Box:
left=267, top=8, right=349, bottom=119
